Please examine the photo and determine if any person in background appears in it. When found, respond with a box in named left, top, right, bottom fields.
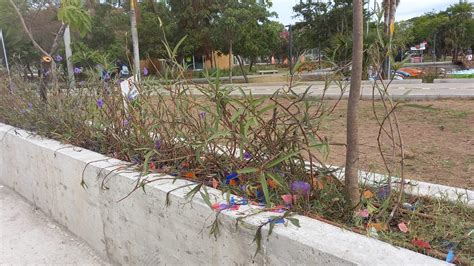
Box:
left=115, top=59, right=130, bottom=78
left=120, top=64, right=129, bottom=78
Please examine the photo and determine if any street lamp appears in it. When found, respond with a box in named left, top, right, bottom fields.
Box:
left=285, top=24, right=293, bottom=75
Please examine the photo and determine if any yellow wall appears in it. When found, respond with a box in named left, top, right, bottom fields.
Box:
left=205, top=51, right=232, bottom=70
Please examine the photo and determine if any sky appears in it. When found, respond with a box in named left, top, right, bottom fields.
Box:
left=269, top=0, right=461, bottom=25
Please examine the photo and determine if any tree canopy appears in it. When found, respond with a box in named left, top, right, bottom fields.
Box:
left=400, top=2, right=474, bottom=60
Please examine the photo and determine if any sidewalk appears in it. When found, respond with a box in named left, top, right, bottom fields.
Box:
left=0, top=184, right=107, bottom=265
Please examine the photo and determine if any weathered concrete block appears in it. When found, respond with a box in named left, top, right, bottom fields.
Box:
left=0, top=123, right=449, bottom=265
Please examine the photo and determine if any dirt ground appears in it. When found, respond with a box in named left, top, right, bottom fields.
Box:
left=319, top=99, right=474, bottom=189
left=152, top=94, right=473, bottom=189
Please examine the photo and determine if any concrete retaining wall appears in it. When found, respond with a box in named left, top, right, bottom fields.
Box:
left=0, top=123, right=448, bottom=265
left=433, top=78, right=474, bottom=84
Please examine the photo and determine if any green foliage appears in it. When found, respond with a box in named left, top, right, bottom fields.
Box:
left=167, top=0, right=220, bottom=56
left=86, top=5, right=128, bottom=60
left=197, top=0, right=282, bottom=71
left=1, top=21, right=473, bottom=262
left=58, top=0, right=92, bottom=37
left=0, top=0, right=39, bottom=66
left=400, top=2, right=474, bottom=60
left=0, top=45, right=345, bottom=211
left=292, top=0, right=358, bottom=53
left=137, top=1, right=179, bottom=58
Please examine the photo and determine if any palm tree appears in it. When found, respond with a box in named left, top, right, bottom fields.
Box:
left=383, top=0, right=400, bottom=34
left=382, top=0, right=400, bottom=77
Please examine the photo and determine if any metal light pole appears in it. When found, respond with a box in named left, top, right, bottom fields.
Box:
left=0, top=29, right=12, bottom=91
left=286, top=24, right=293, bottom=75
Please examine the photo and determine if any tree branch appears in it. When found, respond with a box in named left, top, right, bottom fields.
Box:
left=8, top=0, right=51, bottom=57
left=49, top=23, right=67, bottom=55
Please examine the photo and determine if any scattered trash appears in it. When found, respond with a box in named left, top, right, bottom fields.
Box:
left=398, top=222, right=409, bottom=233
left=363, top=190, right=374, bottom=199
left=267, top=179, right=278, bottom=189
left=269, top=205, right=287, bottom=213
left=367, top=202, right=378, bottom=214
left=281, top=194, right=293, bottom=206
left=281, top=194, right=300, bottom=206
left=312, top=177, right=324, bottom=189
left=411, top=239, right=431, bottom=250
left=149, top=162, right=156, bottom=170
left=368, top=227, right=379, bottom=238
left=185, top=172, right=196, bottom=179
left=211, top=202, right=239, bottom=212
left=230, top=197, right=248, bottom=205
left=256, top=190, right=265, bottom=203
left=212, top=178, right=219, bottom=189
left=446, top=249, right=455, bottom=263
left=402, top=202, right=415, bottom=211
left=269, top=218, right=285, bottom=224
left=367, top=222, right=387, bottom=231
left=356, top=209, right=369, bottom=218
left=225, top=172, right=239, bottom=185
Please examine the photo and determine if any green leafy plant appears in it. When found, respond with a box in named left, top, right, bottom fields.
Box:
left=1, top=19, right=473, bottom=264
left=57, top=0, right=92, bottom=37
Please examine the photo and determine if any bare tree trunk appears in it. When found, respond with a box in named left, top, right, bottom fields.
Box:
left=213, top=52, right=217, bottom=69
left=49, top=25, right=66, bottom=92
left=345, top=0, right=364, bottom=210
left=130, top=0, right=141, bottom=81
left=229, top=39, right=233, bottom=84
left=236, top=55, right=248, bottom=83
left=49, top=24, right=66, bottom=56
left=64, top=25, right=75, bottom=89
left=249, top=58, right=254, bottom=71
